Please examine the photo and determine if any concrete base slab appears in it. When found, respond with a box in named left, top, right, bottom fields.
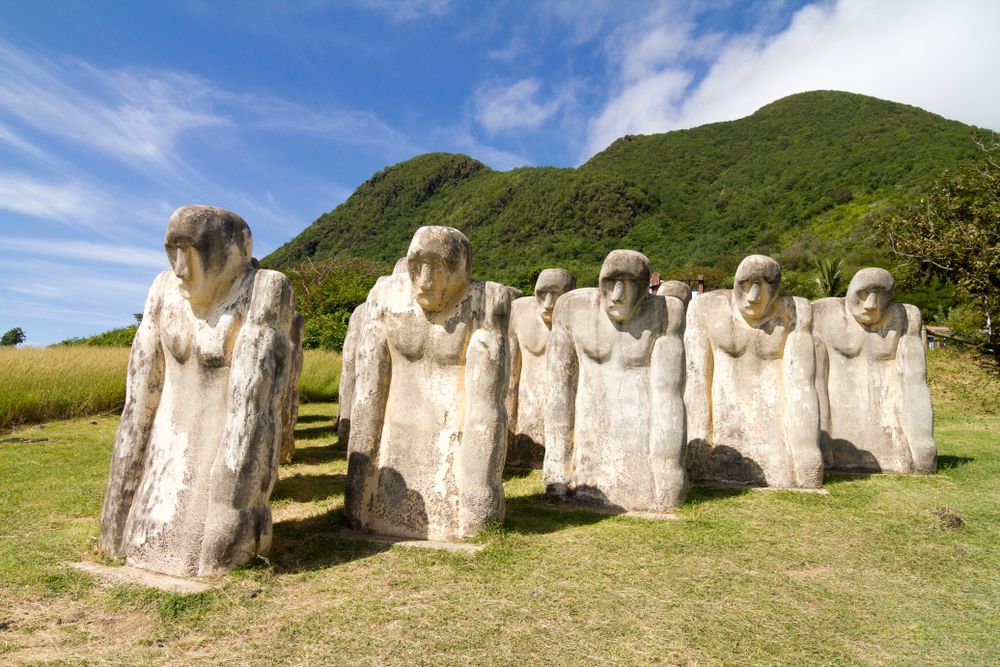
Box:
left=531, top=497, right=678, bottom=520
left=70, top=562, right=213, bottom=594
left=337, top=529, right=484, bottom=554
left=751, top=486, right=829, bottom=495
left=693, top=481, right=829, bottom=495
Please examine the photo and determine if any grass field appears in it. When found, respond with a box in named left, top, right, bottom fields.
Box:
left=0, top=349, right=998, bottom=665
left=0, top=347, right=340, bottom=432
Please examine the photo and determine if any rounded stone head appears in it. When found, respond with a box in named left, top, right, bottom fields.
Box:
left=164, top=205, right=252, bottom=307
left=657, top=280, right=692, bottom=306
left=535, top=268, right=576, bottom=325
left=733, top=254, right=781, bottom=325
left=406, top=226, right=472, bottom=313
left=599, top=250, right=650, bottom=323
left=846, top=267, right=895, bottom=327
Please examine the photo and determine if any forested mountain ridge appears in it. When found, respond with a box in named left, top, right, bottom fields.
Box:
left=263, top=90, right=987, bottom=291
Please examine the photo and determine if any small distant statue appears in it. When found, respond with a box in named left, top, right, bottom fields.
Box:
left=813, top=268, right=936, bottom=473
left=100, top=205, right=295, bottom=577
left=506, top=268, right=576, bottom=468
left=656, top=279, right=693, bottom=307
left=544, top=250, right=687, bottom=512
left=345, top=226, right=511, bottom=541
left=684, top=254, right=823, bottom=488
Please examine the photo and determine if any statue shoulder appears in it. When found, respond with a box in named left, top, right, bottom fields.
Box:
left=788, top=295, right=813, bottom=329
left=249, top=269, right=294, bottom=326
left=900, top=303, right=923, bottom=336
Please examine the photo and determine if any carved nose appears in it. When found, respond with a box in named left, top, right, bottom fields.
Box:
left=418, top=264, right=434, bottom=289
left=543, top=293, right=555, bottom=310
left=173, top=248, right=191, bottom=280
left=864, top=293, right=878, bottom=310
left=747, top=283, right=761, bottom=303
left=611, top=281, right=626, bottom=302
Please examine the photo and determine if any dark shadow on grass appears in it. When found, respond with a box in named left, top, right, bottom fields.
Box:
left=270, top=508, right=389, bottom=573
left=272, top=473, right=345, bottom=503
left=290, top=444, right=345, bottom=465
left=294, top=414, right=332, bottom=424
left=683, top=484, right=753, bottom=506
left=503, top=493, right=618, bottom=535
left=294, top=424, right=337, bottom=440
left=502, top=467, right=537, bottom=481
left=938, top=455, right=975, bottom=470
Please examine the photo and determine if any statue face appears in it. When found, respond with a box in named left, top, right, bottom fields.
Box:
left=599, top=251, right=650, bottom=324
left=733, top=255, right=781, bottom=325
left=534, top=268, right=575, bottom=325
left=407, top=227, right=470, bottom=313
left=164, top=206, right=251, bottom=307
left=846, top=268, right=895, bottom=326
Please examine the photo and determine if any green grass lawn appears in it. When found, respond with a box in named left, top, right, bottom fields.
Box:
left=1, top=351, right=998, bottom=665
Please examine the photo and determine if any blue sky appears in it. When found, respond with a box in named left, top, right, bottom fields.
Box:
left=2, top=0, right=999, bottom=345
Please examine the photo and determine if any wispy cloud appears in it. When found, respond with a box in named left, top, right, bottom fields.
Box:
left=360, top=0, right=452, bottom=22
left=0, top=173, right=110, bottom=225
left=581, top=0, right=1000, bottom=161
left=473, top=78, right=573, bottom=135
left=0, top=236, right=166, bottom=269
left=0, top=39, right=230, bottom=174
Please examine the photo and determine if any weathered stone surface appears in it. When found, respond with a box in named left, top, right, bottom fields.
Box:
left=278, top=312, right=305, bottom=464
left=345, top=226, right=511, bottom=541
left=656, top=280, right=692, bottom=306
left=684, top=254, right=823, bottom=488
left=100, top=205, right=295, bottom=577
left=336, top=258, right=407, bottom=448
left=544, top=250, right=687, bottom=512
left=813, top=268, right=936, bottom=473
left=506, top=268, right=575, bottom=468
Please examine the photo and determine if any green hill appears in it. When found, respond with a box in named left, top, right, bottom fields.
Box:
left=264, top=91, right=987, bottom=291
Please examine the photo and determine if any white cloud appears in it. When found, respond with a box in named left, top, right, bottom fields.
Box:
left=435, top=127, right=532, bottom=171
left=361, top=0, right=452, bottom=21
left=474, top=78, right=572, bottom=134
left=0, top=173, right=110, bottom=225
left=0, top=237, right=166, bottom=270
left=0, top=39, right=230, bottom=173
left=582, top=0, right=1000, bottom=161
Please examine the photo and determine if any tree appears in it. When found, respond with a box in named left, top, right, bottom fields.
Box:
left=875, top=136, right=1000, bottom=352
left=1, top=327, right=26, bottom=346
left=812, top=257, right=845, bottom=298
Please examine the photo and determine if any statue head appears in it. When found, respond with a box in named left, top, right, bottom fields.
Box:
left=733, top=254, right=781, bottom=325
left=599, top=250, right=650, bottom=323
left=846, top=267, right=895, bottom=327
left=164, top=205, right=252, bottom=307
left=657, top=280, right=692, bottom=306
left=534, top=268, right=576, bottom=326
left=406, top=226, right=472, bottom=313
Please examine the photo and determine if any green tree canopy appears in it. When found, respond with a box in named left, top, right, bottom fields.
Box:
left=1, top=327, right=26, bottom=346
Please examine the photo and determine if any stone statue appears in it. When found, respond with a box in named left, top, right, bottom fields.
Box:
left=278, top=312, right=305, bottom=464
left=506, top=268, right=576, bottom=468
left=345, top=226, right=511, bottom=541
left=336, top=258, right=408, bottom=448
left=100, top=205, right=295, bottom=577
left=544, top=250, right=687, bottom=512
left=656, top=280, right=692, bottom=307
left=684, top=254, right=823, bottom=488
left=813, top=268, right=936, bottom=473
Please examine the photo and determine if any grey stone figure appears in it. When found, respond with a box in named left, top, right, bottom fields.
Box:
left=813, top=268, right=936, bottom=473
left=684, top=254, right=823, bottom=488
left=544, top=250, right=687, bottom=512
left=278, top=312, right=305, bottom=465
left=506, top=268, right=576, bottom=468
left=100, top=205, right=295, bottom=577
left=345, top=226, right=511, bottom=541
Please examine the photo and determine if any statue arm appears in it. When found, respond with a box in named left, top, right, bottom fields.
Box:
left=814, top=334, right=831, bottom=437
left=781, top=298, right=823, bottom=488
left=543, top=300, right=577, bottom=495
left=682, top=299, right=711, bottom=445
left=336, top=303, right=366, bottom=432
left=199, top=270, right=294, bottom=573
left=504, top=322, right=521, bottom=438
left=343, top=306, right=392, bottom=530
left=897, top=305, right=936, bottom=473
left=100, top=273, right=167, bottom=557
left=649, top=299, right=687, bottom=510
left=457, top=285, right=511, bottom=536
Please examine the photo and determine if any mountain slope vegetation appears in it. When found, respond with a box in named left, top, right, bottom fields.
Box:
left=264, top=91, right=986, bottom=294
